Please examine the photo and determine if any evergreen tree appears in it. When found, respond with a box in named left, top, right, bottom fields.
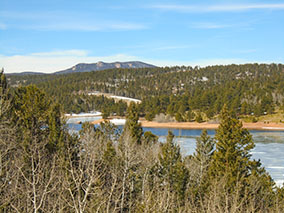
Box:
left=205, top=108, right=214, bottom=120
left=241, top=101, right=249, bottom=115
left=192, top=130, right=214, bottom=182
left=158, top=131, right=188, bottom=202
left=0, top=70, right=10, bottom=119
left=185, top=110, right=194, bottom=122
left=143, top=131, right=158, bottom=144
left=145, top=111, right=155, bottom=121
left=124, top=102, right=143, bottom=144
left=209, top=105, right=255, bottom=192
left=103, top=141, right=117, bottom=168
left=175, top=112, right=184, bottom=122
left=12, top=86, right=51, bottom=145
left=12, top=85, right=69, bottom=155
left=195, top=112, right=203, bottom=123
left=187, top=130, right=214, bottom=203
left=102, top=108, right=110, bottom=119
left=47, top=103, right=64, bottom=153
left=254, top=104, right=263, bottom=117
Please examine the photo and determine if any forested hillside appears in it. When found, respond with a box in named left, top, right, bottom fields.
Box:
left=7, top=63, right=284, bottom=120
left=1, top=71, right=284, bottom=212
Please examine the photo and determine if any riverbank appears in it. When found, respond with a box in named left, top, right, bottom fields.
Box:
left=90, top=118, right=284, bottom=130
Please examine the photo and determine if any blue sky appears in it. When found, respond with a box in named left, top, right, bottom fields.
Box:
left=1, top=0, right=284, bottom=73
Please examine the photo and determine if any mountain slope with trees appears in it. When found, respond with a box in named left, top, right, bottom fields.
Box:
left=7, top=63, right=284, bottom=120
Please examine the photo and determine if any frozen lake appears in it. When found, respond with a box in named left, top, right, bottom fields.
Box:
left=147, top=128, right=284, bottom=187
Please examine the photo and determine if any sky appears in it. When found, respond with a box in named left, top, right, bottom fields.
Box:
left=0, top=0, right=284, bottom=73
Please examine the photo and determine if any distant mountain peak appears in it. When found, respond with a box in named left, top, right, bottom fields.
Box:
left=56, top=61, right=156, bottom=74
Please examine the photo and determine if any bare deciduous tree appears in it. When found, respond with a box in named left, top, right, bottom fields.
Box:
left=8, top=135, right=60, bottom=213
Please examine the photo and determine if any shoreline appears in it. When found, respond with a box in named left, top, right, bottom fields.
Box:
left=140, top=121, right=284, bottom=130
left=89, top=118, right=284, bottom=131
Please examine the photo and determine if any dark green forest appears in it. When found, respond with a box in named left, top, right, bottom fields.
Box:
left=1, top=71, right=284, bottom=212
left=7, top=63, right=284, bottom=121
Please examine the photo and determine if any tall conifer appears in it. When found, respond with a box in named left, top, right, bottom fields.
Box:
left=124, top=102, right=143, bottom=144
left=158, top=131, right=188, bottom=202
left=209, top=105, right=255, bottom=191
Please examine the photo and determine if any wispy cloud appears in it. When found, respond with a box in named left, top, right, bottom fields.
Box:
left=191, top=23, right=233, bottom=29
left=0, top=23, right=7, bottom=30
left=233, top=49, right=258, bottom=54
left=0, top=11, right=147, bottom=31
left=147, top=58, right=248, bottom=67
left=30, top=50, right=89, bottom=57
left=151, top=5, right=195, bottom=12
left=0, top=11, right=59, bottom=19
left=25, top=22, right=147, bottom=32
left=146, top=58, right=281, bottom=68
left=0, top=50, right=140, bottom=73
left=154, top=45, right=192, bottom=51
left=110, top=23, right=147, bottom=31
left=151, top=3, right=284, bottom=12
left=208, top=4, right=284, bottom=12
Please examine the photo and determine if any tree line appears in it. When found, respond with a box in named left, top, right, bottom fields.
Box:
left=1, top=71, right=284, bottom=212
left=7, top=63, right=284, bottom=121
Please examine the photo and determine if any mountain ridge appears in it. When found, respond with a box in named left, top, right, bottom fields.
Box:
left=7, top=61, right=157, bottom=75
left=55, top=61, right=156, bottom=74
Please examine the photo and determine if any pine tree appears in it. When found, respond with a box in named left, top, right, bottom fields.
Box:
left=175, top=112, right=184, bottom=122
left=186, top=130, right=215, bottom=203
left=124, top=102, right=143, bottom=144
left=47, top=103, right=64, bottom=153
left=192, top=130, right=214, bottom=183
left=208, top=105, right=255, bottom=192
left=102, top=108, right=110, bottom=119
left=143, top=131, right=158, bottom=145
left=158, top=131, right=188, bottom=202
left=12, top=85, right=51, bottom=146
left=0, top=70, right=10, bottom=119
left=185, top=109, right=194, bottom=122
left=103, top=141, right=117, bottom=168
left=195, top=112, right=203, bottom=123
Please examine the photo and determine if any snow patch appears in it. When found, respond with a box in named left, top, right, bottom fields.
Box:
left=102, top=118, right=141, bottom=126
left=88, top=91, right=100, bottom=96
left=109, top=119, right=126, bottom=125
left=201, top=77, right=208, bottom=81
left=262, top=127, right=284, bottom=130
left=65, top=111, right=102, bottom=117
left=267, top=166, right=284, bottom=169
left=275, top=179, right=284, bottom=187
left=66, top=116, right=102, bottom=124
left=110, top=95, right=141, bottom=103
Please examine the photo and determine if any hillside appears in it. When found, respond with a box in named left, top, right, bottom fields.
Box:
left=7, top=63, right=284, bottom=119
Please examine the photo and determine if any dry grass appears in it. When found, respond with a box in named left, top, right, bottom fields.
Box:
left=240, top=110, right=284, bottom=123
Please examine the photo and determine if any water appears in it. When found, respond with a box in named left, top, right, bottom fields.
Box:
left=67, top=122, right=284, bottom=186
